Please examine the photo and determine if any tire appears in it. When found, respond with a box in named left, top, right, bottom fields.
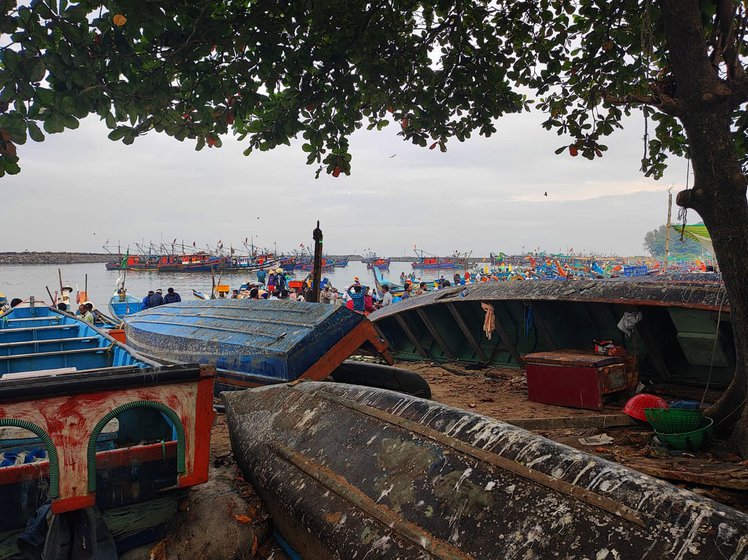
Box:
left=330, top=361, right=432, bottom=399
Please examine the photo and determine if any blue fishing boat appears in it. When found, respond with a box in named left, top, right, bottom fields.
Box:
left=372, top=265, right=405, bottom=296
left=108, top=289, right=145, bottom=322
left=0, top=304, right=213, bottom=558
left=123, top=299, right=393, bottom=394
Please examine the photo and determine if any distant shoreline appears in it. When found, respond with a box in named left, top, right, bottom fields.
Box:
left=0, top=252, right=111, bottom=265
left=0, top=252, right=493, bottom=266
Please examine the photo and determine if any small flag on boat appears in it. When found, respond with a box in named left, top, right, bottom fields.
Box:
left=119, top=250, right=129, bottom=270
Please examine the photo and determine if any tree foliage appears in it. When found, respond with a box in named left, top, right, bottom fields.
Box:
left=4, top=1, right=748, bottom=449
left=2, top=0, right=744, bottom=179
left=643, top=224, right=704, bottom=258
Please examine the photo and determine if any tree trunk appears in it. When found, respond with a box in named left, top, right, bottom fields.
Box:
left=662, top=1, right=748, bottom=456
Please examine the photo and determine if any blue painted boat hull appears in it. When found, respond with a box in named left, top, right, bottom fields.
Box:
left=123, top=300, right=374, bottom=391
left=109, top=292, right=145, bottom=322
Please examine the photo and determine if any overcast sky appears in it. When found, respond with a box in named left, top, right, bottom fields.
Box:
left=3, top=109, right=693, bottom=257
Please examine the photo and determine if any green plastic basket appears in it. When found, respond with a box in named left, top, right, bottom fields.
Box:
left=655, top=417, right=713, bottom=451
left=645, top=408, right=703, bottom=434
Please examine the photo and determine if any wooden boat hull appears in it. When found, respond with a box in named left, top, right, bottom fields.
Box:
left=370, top=276, right=735, bottom=389
left=224, top=382, right=748, bottom=559
left=124, top=300, right=392, bottom=394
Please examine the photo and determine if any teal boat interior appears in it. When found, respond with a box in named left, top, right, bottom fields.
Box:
left=370, top=278, right=734, bottom=389
left=0, top=305, right=155, bottom=376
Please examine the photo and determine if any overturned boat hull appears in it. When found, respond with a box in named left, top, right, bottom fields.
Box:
left=124, top=300, right=393, bottom=395
left=224, top=382, right=748, bottom=559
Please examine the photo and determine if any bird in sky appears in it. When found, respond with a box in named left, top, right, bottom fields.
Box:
left=544, top=192, right=548, bottom=197
left=389, top=154, right=397, bottom=158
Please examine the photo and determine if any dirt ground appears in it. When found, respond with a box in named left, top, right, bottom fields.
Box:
left=204, top=361, right=748, bottom=558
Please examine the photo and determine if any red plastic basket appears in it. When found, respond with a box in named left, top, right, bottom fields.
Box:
left=623, top=393, right=668, bottom=421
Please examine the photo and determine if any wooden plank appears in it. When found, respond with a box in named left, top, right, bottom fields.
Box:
left=506, top=414, right=637, bottom=430
left=490, top=302, right=525, bottom=367
left=416, top=309, right=455, bottom=360
left=300, top=321, right=393, bottom=382
left=446, top=303, right=489, bottom=362
left=394, top=314, right=429, bottom=358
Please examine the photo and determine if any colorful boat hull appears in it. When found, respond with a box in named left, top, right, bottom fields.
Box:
left=0, top=305, right=213, bottom=558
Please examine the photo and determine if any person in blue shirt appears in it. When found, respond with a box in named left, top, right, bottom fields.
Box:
left=164, top=287, right=181, bottom=304
left=142, top=291, right=153, bottom=310
left=347, top=285, right=365, bottom=312
left=148, top=289, right=164, bottom=307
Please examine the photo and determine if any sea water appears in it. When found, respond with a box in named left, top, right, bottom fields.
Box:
left=0, top=260, right=459, bottom=307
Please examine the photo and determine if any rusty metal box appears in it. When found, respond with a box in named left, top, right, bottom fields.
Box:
left=523, top=350, right=634, bottom=410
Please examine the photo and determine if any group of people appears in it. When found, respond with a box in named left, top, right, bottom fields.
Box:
left=141, top=287, right=181, bottom=309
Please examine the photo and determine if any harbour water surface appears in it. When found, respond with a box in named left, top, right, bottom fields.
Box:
left=0, top=260, right=464, bottom=307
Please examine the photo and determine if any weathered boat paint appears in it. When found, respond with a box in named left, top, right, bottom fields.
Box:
left=370, top=277, right=734, bottom=388
left=124, top=300, right=392, bottom=394
left=224, top=382, right=748, bottom=559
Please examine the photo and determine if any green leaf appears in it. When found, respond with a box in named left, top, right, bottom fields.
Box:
left=107, top=127, right=128, bottom=141
left=27, top=58, right=45, bottom=82
left=62, top=114, right=78, bottom=129
left=0, top=114, right=27, bottom=142
left=43, top=113, right=64, bottom=134
left=27, top=120, right=44, bottom=142
left=60, top=96, right=76, bottom=115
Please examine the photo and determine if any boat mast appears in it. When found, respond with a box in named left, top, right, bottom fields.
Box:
left=664, top=186, right=673, bottom=272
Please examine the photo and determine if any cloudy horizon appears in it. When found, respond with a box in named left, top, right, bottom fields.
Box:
left=3, top=108, right=693, bottom=258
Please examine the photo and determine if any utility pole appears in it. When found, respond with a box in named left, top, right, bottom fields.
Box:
left=309, top=221, right=323, bottom=302
left=664, top=186, right=673, bottom=271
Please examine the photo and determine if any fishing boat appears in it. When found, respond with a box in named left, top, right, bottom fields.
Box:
left=372, top=266, right=405, bottom=296
left=155, top=252, right=227, bottom=272
left=366, top=256, right=391, bottom=270
left=108, top=289, right=145, bottom=321
left=224, top=381, right=748, bottom=559
left=362, top=250, right=391, bottom=270
left=0, top=303, right=213, bottom=558
left=411, top=248, right=467, bottom=270
left=123, top=299, right=395, bottom=395
left=370, top=275, right=735, bottom=389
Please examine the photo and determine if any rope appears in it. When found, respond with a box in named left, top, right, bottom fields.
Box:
left=700, top=287, right=727, bottom=408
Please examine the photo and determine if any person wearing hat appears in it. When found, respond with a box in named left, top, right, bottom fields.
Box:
left=276, top=268, right=286, bottom=291
left=353, top=276, right=361, bottom=287
left=148, top=289, right=164, bottom=308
